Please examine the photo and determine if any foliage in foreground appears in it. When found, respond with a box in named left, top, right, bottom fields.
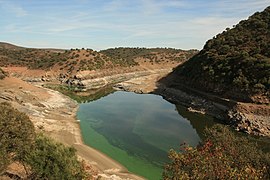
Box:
left=0, top=102, right=36, bottom=172
left=0, top=102, right=85, bottom=179
left=163, top=125, right=270, bottom=179
left=26, top=134, right=84, bottom=179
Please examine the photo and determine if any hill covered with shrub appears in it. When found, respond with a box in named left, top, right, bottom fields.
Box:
left=101, top=47, right=197, bottom=65
left=0, top=43, right=198, bottom=74
left=170, top=6, right=270, bottom=103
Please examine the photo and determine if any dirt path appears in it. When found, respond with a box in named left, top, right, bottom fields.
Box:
left=0, top=77, right=144, bottom=180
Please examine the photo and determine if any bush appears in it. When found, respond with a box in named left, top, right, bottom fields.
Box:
left=0, top=68, right=6, bottom=79
left=26, top=134, right=84, bottom=179
left=0, top=102, right=35, bottom=174
left=0, top=103, right=85, bottom=179
left=163, top=125, right=270, bottom=179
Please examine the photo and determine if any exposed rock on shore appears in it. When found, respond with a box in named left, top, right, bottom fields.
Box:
left=228, top=104, right=270, bottom=136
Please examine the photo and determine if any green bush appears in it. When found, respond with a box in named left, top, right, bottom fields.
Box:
left=26, top=134, right=84, bottom=179
left=0, top=102, right=35, bottom=173
left=0, top=103, right=85, bottom=179
left=0, top=149, right=8, bottom=175
left=163, top=125, right=270, bottom=179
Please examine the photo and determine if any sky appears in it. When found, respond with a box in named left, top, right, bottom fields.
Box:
left=0, top=0, right=269, bottom=50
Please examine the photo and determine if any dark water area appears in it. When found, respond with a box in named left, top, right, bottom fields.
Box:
left=77, top=91, right=216, bottom=179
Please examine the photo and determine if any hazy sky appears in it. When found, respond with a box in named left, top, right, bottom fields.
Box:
left=0, top=0, right=269, bottom=50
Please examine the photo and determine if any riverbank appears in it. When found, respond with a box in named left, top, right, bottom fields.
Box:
left=0, top=77, right=144, bottom=180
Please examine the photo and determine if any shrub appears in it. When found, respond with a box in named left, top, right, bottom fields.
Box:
left=0, top=102, right=35, bottom=173
left=0, top=68, right=5, bottom=79
left=163, top=125, right=270, bottom=179
left=26, top=134, right=84, bottom=179
left=0, top=103, right=86, bottom=179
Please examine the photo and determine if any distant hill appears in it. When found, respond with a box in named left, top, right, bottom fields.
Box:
left=54, top=48, right=198, bottom=74
left=0, top=42, right=26, bottom=50
left=101, top=47, right=197, bottom=65
left=0, top=43, right=67, bottom=69
left=0, top=43, right=198, bottom=73
left=167, top=6, right=270, bottom=103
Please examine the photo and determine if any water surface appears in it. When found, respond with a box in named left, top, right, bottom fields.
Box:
left=77, top=91, right=215, bottom=179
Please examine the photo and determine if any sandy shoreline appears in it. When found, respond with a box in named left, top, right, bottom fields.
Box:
left=0, top=77, right=145, bottom=180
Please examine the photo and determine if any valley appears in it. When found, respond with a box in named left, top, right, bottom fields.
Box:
left=0, top=6, right=270, bottom=180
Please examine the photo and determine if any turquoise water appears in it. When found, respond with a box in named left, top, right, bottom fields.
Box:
left=77, top=91, right=215, bottom=179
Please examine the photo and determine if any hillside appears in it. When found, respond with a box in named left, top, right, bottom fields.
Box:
left=101, top=47, right=197, bottom=65
left=167, top=6, right=270, bottom=104
left=0, top=43, right=67, bottom=69
left=0, top=43, right=197, bottom=75
left=0, top=42, right=24, bottom=50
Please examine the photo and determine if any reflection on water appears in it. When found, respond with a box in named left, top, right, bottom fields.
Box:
left=77, top=91, right=216, bottom=179
left=175, top=105, right=217, bottom=140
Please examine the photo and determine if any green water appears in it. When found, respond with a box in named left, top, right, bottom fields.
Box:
left=77, top=91, right=216, bottom=180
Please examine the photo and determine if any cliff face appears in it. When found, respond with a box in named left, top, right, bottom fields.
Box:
left=170, top=6, right=270, bottom=104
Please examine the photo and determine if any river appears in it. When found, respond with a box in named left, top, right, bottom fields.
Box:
left=77, top=91, right=216, bottom=180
